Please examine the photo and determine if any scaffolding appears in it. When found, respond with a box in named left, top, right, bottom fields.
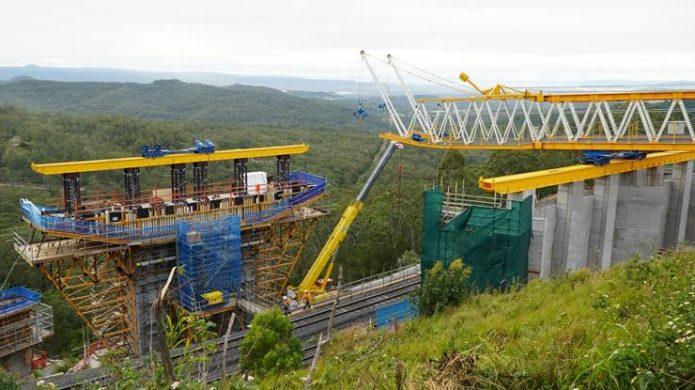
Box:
left=0, top=287, right=53, bottom=359
left=421, top=188, right=532, bottom=289
left=176, top=216, right=242, bottom=312
left=14, top=159, right=328, bottom=356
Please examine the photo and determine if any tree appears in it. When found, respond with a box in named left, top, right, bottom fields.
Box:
left=418, top=259, right=473, bottom=316
left=239, top=307, right=303, bottom=377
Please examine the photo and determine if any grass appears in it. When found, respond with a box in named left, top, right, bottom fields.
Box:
left=256, top=251, right=694, bottom=389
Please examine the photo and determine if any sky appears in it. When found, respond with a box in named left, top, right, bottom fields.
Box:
left=2, top=0, right=695, bottom=86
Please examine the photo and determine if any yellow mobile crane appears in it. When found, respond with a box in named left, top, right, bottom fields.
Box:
left=295, top=50, right=695, bottom=299
left=294, top=51, right=405, bottom=297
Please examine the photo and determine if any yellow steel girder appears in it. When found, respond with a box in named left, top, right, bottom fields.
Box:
left=416, top=89, right=695, bottom=103
left=31, top=144, right=310, bottom=175
left=478, top=151, right=695, bottom=194
left=379, top=133, right=695, bottom=152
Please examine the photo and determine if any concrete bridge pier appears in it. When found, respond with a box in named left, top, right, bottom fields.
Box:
left=665, top=161, right=694, bottom=248
left=522, top=163, right=691, bottom=281
left=588, top=174, right=619, bottom=270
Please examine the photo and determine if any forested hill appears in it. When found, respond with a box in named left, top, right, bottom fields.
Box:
left=0, top=78, right=373, bottom=128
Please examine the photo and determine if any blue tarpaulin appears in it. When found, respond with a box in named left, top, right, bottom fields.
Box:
left=0, top=287, right=40, bottom=317
left=375, top=298, right=418, bottom=328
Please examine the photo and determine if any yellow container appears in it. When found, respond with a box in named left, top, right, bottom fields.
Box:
left=202, top=290, right=224, bottom=305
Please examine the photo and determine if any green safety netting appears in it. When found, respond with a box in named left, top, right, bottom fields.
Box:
left=421, top=188, right=532, bottom=290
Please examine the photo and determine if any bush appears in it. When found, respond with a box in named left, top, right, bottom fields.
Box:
left=418, top=259, right=472, bottom=316
left=239, top=307, right=303, bottom=377
left=0, top=370, right=19, bottom=390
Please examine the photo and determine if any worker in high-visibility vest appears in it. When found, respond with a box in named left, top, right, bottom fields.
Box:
left=303, top=291, right=312, bottom=311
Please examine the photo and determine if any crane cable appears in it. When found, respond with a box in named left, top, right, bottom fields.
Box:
left=364, top=53, right=472, bottom=95
left=388, top=54, right=480, bottom=94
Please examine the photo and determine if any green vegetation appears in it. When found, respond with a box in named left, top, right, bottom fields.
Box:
left=97, top=309, right=217, bottom=389
left=0, top=370, right=19, bottom=390
left=255, top=251, right=694, bottom=389
left=0, top=79, right=368, bottom=128
left=239, top=308, right=303, bottom=377
left=0, top=86, right=576, bottom=359
left=417, top=259, right=473, bottom=316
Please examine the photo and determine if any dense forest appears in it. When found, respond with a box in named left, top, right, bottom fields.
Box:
left=0, top=78, right=380, bottom=128
left=0, top=80, right=576, bottom=356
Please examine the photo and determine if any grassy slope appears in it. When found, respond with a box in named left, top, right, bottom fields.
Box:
left=262, top=252, right=694, bottom=389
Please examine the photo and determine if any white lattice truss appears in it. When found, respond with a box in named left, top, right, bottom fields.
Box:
left=406, top=98, right=695, bottom=146
left=360, top=51, right=695, bottom=148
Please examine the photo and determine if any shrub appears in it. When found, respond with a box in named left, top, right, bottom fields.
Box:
left=239, top=307, right=303, bottom=377
left=418, top=259, right=473, bottom=316
left=0, top=370, right=19, bottom=390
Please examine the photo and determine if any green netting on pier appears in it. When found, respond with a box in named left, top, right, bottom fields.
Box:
left=421, top=188, right=532, bottom=290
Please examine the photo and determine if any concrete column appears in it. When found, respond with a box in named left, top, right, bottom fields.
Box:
left=539, top=206, right=555, bottom=279
left=634, top=169, right=649, bottom=187
left=589, top=174, right=619, bottom=269
left=647, top=166, right=665, bottom=187
left=552, top=181, right=593, bottom=274
left=507, top=189, right=535, bottom=207
left=665, top=161, right=694, bottom=248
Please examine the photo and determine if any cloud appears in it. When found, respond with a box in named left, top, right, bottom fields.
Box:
left=2, top=0, right=694, bottom=84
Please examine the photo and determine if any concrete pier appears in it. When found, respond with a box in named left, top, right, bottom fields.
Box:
left=524, top=163, right=694, bottom=279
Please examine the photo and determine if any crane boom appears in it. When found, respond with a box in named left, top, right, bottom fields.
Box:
left=298, top=141, right=397, bottom=293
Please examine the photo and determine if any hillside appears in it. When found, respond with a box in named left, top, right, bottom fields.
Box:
left=0, top=78, right=374, bottom=128
left=266, top=252, right=695, bottom=388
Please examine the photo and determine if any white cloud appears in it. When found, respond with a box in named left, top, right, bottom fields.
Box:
left=2, top=0, right=694, bottom=84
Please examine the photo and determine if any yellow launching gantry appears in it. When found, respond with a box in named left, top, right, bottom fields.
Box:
left=32, top=143, right=309, bottom=213
left=364, top=52, right=695, bottom=152
left=295, top=51, right=695, bottom=299
left=32, top=144, right=309, bottom=175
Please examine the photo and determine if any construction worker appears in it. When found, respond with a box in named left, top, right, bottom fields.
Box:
left=303, top=291, right=312, bottom=311
left=282, top=296, right=291, bottom=315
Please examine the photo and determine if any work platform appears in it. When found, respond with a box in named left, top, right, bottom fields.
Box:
left=14, top=144, right=329, bottom=356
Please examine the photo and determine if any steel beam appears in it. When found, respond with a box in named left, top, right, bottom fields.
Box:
left=32, top=144, right=310, bottom=175
left=62, top=173, right=81, bottom=212
left=479, top=151, right=695, bottom=194
left=380, top=132, right=695, bottom=152
left=123, top=168, right=140, bottom=201
left=171, top=164, right=186, bottom=202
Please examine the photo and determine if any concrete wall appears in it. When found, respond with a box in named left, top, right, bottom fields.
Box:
left=612, top=185, right=670, bottom=264
left=524, top=163, right=693, bottom=279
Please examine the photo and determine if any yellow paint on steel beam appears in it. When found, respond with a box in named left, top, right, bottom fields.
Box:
left=31, top=144, right=310, bottom=175
left=478, top=151, right=695, bottom=194
left=417, top=90, right=695, bottom=104
left=379, top=133, right=695, bottom=152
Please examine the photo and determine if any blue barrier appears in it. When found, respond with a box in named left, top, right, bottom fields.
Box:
left=375, top=298, right=418, bottom=328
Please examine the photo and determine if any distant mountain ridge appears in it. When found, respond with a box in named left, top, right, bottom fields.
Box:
left=1, top=64, right=694, bottom=95
left=0, top=64, right=373, bottom=94
left=0, top=78, right=373, bottom=128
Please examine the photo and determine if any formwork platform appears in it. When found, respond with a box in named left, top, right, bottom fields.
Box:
left=14, top=168, right=329, bottom=356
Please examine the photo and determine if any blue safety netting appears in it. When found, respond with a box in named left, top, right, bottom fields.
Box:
left=18, top=171, right=326, bottom=241
left=375, top=298, right=418, bottom=328
left=287, top=171, right=327, bottom=206
left=176, top=215, right=242, bottom=312
left=0, top=287, right=40, bottom=317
